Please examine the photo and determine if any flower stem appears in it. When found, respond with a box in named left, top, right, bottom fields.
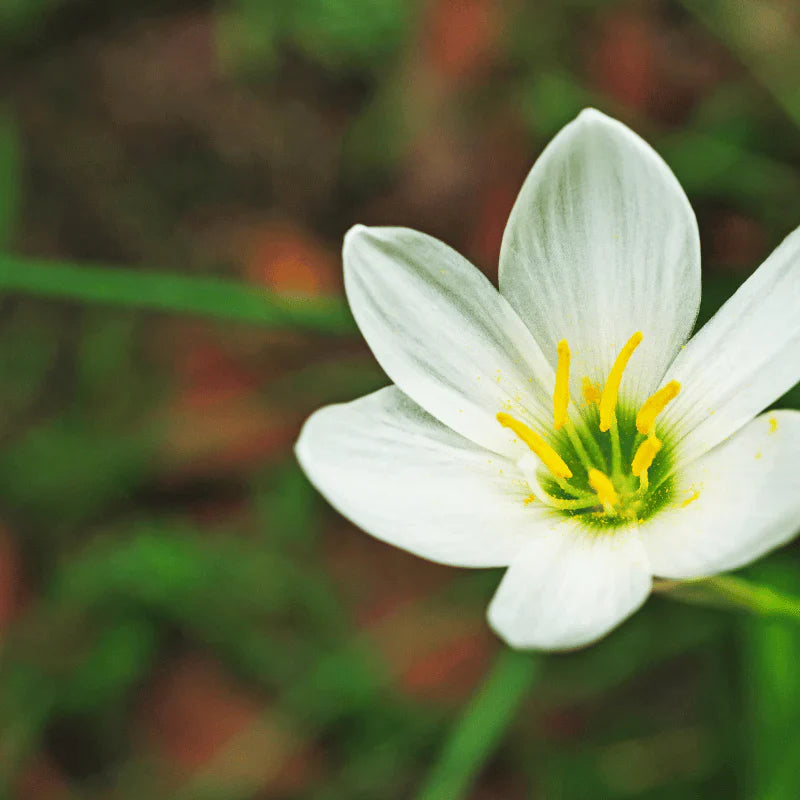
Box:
left=654, top=575, right=800, bottom=622
left=416, top=649, right=540, bottom=800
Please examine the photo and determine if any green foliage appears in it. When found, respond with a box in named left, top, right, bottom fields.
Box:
left=740, top=563, right=800, bottom=800
left=0, top=254, right=355, bottom=334
left=520, top=72, right=593, bottom=137
left=0, top=420, right=152, bottom=529
left=219, top=0, right=416, bottom=74
left=0, top=1, right=799, bottom=798
left=0, top=111, right=19, bottom=249
left=417, top=651, right=540, bottom=800
left=0, top=0, right=63, bottom=41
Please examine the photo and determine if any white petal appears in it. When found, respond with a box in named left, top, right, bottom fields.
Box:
left=344, top=225, right=555, bottom=459
left=641, top=411, right=800, bottom=579
left=296, top=386, right=555, bottom=568
left=499, top=108, right=700, bottom=400
left=487, top=522, right=651, bottom=650
left=661, top=226, right=800, bottom=465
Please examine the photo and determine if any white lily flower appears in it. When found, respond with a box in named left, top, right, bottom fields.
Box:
left=296, top=109, right=800, bottom=651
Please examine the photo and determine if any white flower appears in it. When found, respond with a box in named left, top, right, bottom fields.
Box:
left=295, top=109, right=800, bottom=651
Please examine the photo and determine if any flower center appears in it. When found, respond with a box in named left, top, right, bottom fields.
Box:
left=497, top=332, right=681, bottom=528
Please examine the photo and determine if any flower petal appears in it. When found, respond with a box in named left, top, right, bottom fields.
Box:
left=499, top=108, right=700, bottom=400
left=641, top=411, right=800, bottom=579
left=296, top=386, right=554, bottom=568
left=660, top=226, right=800, bottom=465
left=344, top=225, right=555, bottom=458
left=487, top=522, right=651, bottom=650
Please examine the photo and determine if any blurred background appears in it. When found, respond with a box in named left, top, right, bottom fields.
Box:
left=0, top=0, right=800, bottom=797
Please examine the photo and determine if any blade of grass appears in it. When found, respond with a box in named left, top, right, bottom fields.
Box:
left=739, top=564, right=800, bottom=800
left=416, top=649, right=540, bottom=800
left=0, top=253, right=355, bottom=333
left=655, top=574, right=800, bottom=622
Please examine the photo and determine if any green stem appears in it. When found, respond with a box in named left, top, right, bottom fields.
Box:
left=654, top=575, right=800, bottom=622
left=545, top=493, right=601, bottom=511
left=573, top=407, right=608, bottom=470
left=608, top=414, right=623, bottom=477
left=0, top=253, right=355, bottom=333
left=563, top=418, right=598, bottom=474
left=416, top=649, right=540, bottom=800
left=554, top=475, right=596, bottom=502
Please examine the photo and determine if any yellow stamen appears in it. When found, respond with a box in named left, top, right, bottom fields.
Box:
left=632, top=434, right=662, bottom=478
left=496, top=412, right=573, bottom=479
left=599, top=331, right=643, bottom=432
left=582, top=376, right=601, bottom=406
left=636, top=381, right=681, bottom=435
left=553, top=339, right=571, bottom=430
left=588, top=469, right=618, bottom=509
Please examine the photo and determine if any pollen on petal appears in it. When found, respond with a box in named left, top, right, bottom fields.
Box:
left=681, top=488, right=700, bottom=507
left=581, top=376, right=601, bottom=406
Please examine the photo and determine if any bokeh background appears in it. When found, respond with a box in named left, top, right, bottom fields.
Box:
left=1, top=0, right=800, bottom=797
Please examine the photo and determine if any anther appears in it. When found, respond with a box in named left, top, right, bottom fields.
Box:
left=636, top=381, right=681, bottom=435
left=599, top=331, right=643, bottom=432
left=588, top=468, right=618, bottom=510
left=496, top=412, right=573, bottom=479
left=632, top=434, right=662, bottom=478
left=553, top=339, right=571, bottom=430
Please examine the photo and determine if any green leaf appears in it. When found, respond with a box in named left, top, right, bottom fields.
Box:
left=254, top=462, right=319, bottom=550
left=73, top=310, right=155, bottom=425
left=291, top=0, right=414, bottom=70
left=0, top=254, right=355, bottom=333
left=740, top=562, right=800, bottom=800
left=0, top=420, right=154, bottom=534
left=416, top=649, right=540, bottom=800
left=220, top=0, right=414, bottom=74
left=656, top=574, right=800, bottom=623
left=0, top=303, right=64, bottom=424
left=59, top=617, right=158, bottom=714
left=0, top=420, right=153, bottom=531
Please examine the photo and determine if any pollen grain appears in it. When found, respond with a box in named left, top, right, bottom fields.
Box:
left=582, top=376, right=601, bottom=406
